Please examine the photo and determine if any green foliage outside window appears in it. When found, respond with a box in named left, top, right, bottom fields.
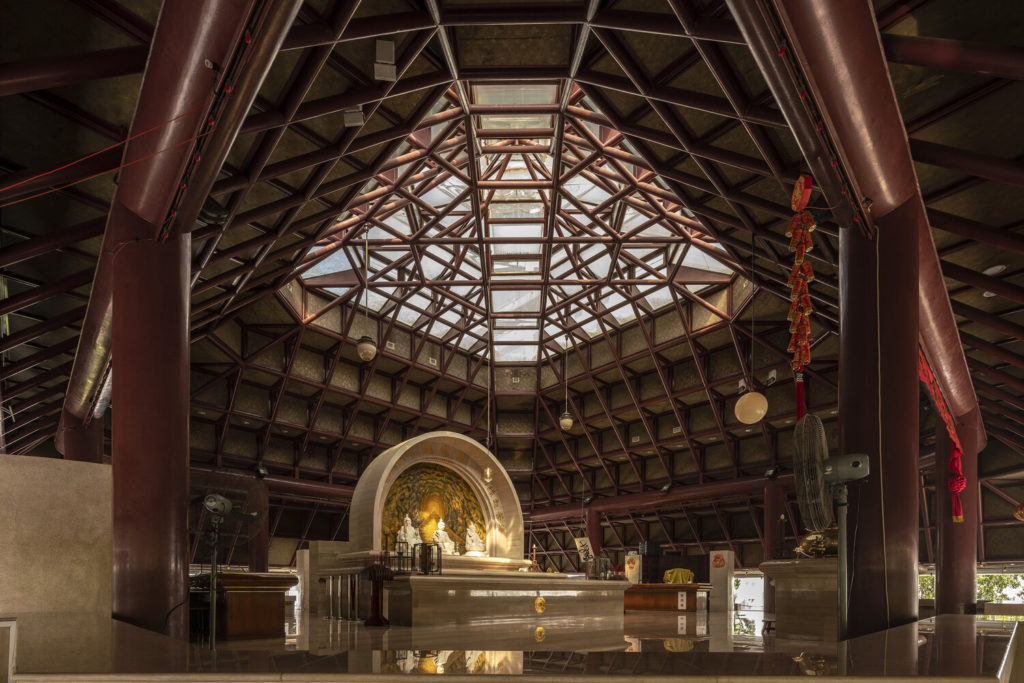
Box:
left=918, top=573, right=1024, bottom=602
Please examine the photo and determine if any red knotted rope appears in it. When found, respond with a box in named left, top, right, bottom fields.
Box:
left=948, top=444, right=966, bottom=522
left=918, top=349, right=967, bottom=523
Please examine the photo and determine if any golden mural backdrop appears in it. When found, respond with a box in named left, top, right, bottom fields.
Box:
left=381, top=462, right=486, bottom=552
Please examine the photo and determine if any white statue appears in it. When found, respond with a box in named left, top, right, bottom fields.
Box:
left=464, top=522, right=486, bottom=554
left=432, top=519, right=457, bottom=555
left=396, top=514, right=419, bottom=551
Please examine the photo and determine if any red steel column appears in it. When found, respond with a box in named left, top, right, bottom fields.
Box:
left=935, top=409, right=980, bottom=614
left=58, top=415, right=103, bottom=463
left=111, top=203, right=191, bottom=638
left=841, top=199, right=920, bottom=638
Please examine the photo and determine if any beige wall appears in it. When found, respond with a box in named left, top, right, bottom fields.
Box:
left=0, top=455, right=112, bottom=615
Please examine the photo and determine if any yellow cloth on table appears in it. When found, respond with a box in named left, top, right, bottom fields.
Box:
left=663, top=568, right=694, bottom=584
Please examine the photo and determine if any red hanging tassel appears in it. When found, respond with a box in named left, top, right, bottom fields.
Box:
left=948, top=444, right=966, bottom=523
left=795, top=372, right=806, bottom=420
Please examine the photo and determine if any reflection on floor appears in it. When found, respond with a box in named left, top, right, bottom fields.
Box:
left=9, top=608, right=1022, bottom=680
left=196, top=608, right=1018, bottom=679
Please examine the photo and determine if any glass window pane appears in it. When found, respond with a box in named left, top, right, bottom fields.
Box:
left=494, top=344, right=539, bottom=362
left=492, top=289, right=541, bottom=313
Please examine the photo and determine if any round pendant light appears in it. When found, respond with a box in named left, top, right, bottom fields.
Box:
left=358, top=229, right=376, bottom=362
left=560, top=333, right=573, bottom=431
left=735, top=223, right=768, bottom=425
left=356, top=335, right=377, bottom=361
left=735, top=390, right=768, bottom=424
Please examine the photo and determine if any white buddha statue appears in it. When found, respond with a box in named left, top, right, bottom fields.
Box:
left=464, top=522, right=486, bottom=554
left=432, top=519, right=457, bottom=555
left=396, top=514, right=419, bottom=551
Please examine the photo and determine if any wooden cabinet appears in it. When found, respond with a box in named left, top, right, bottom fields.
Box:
left=624, top=583, right=711, bottom=612
left=193, top=572, right=297, bottom=640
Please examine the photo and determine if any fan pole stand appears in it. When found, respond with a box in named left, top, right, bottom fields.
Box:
left=834, top=484, right=849, bottom=642
left=208, top=515, right=223, bottom=651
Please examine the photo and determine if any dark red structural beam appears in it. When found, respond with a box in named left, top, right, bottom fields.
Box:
left=769, top=0, right=983, bottom=438
left=0, top=219, right=106, bottom=269
left=0, top=46, right=148, bottom=97
left=524, top=474, right=793, bottom=524
left=0, top=149, right=122, bottom=202
left=0, top=269, right=92, bottom=317
left=882, top=33, right=1024, bottom=81
left=928, top=209, right=1024, bottom=256
left=911, top=139, right=1024, bottom=188
left=191, top=465, right=355, bottom=501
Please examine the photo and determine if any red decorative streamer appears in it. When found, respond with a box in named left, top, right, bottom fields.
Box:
left=918, top=349, right=965, bottom=522
left=786, top=177, right=815, bottom=374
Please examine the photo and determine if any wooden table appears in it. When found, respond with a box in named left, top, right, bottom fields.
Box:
left=624, top=583, right=711, bottom=612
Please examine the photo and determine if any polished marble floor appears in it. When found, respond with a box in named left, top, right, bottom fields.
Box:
left=8, top=607, right=1022, bottom=681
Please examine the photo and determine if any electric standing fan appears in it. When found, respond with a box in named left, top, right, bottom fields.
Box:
left=792, top=414, right=869, bottom=640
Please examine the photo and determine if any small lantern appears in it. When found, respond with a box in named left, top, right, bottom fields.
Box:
left=559, top=411, right=574, bottom=431
left=1014, top=504, right=1024, bottom=522
left=356, top=335, right=377, bottom=361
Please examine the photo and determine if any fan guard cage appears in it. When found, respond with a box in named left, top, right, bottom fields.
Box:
left=794, top=414, right=834, bottom=532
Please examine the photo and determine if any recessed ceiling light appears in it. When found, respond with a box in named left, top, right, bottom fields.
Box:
left=242, top=420, right=250, bottom=425
left=982, top=291, right=997, bottom=298
left=744, top=428, right=752, bottom=433
left=983, top=264, right=1006, bottom=276
left=197, top=410, right=206, bottom=416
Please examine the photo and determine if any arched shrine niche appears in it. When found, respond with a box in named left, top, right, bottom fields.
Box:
left=346, top=431, right=524, bottom=563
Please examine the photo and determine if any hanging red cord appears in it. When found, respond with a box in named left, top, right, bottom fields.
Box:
left=0, top=126, right=216, bottom=210
left=0, top=106, right=202, bottom=197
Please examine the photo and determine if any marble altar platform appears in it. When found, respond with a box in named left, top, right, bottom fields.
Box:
left=385, top=573, right=630, bottom=626
left=5, top=610, right=1021, bottom=681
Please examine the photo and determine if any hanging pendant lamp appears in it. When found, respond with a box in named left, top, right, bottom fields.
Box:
left=358, top=229, right=376, bottom=361
left=736, top=230, right=767, bottom=424
left=560, top=334, right=573, bottom=431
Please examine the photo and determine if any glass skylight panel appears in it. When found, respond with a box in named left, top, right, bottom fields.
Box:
left=581, top=317, right=602, bottom=337
left=494, top=344, right=539, bottom=362
left=562, top=175, right=611, bottom=206
left=488, top=202, right=543, bottom=219
left=644, top=286, right=674, bottom=311
left=420, top=249, right=450, bottom=279
left=490, top=223, right=543, bottom=255
left=479, top=114, right=553, bottom=130
left=440, top=309, right=463, bottom=326
left=474, top=83, right=557, bottom=106
left=494, top=318, right=538, bottom=329
left=682, top=246, right=732, bottom=274
left=397, top=304, right=422, bottom=326
left=492, top=289, right=541, bottom=313
left=302, top=249, right=351, bottom=279
left=493, top=328, right=540, bottom=343
left=491, top=188, right=542, bottom=201
left=493, top=259, right=541, bottom=277
left=365, top=287, right=393, bottom=311
left=544, top=324, right=566, bottom=346
left=423, top=319, right=451, bottom=338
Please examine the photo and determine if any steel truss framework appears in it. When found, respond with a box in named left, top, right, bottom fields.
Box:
left=0, top=0, right=1022, bottom=568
